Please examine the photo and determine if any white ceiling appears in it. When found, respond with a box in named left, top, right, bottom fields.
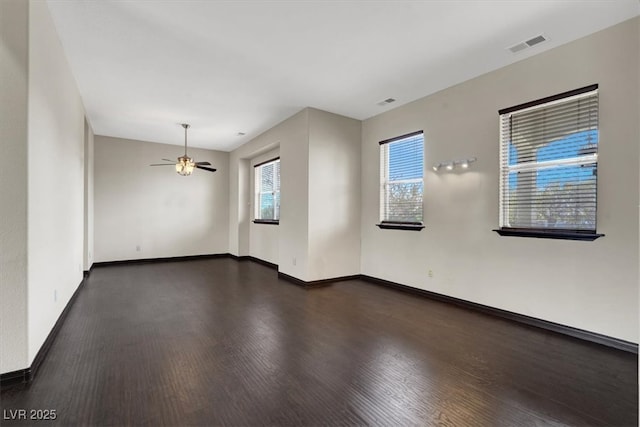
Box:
left=46, top=0, right=638, bottom=152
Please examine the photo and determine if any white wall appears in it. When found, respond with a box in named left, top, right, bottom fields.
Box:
left=276, top=110, right=311, bottom=280
left=27, top=0, right=88, bottom=363
left=249, top=148, right=280, bottom=265
left=307, top=108, right=361, bottom=280
left=230, top=108, right=362, bottom=281
left=94, top=136, right=229, bottom=262
left=228, top=109, right=309, bottom=279
left=360, top=18, right=639, bottom=343
left=83, top=118, right=94, bottom=271
left=0, top=0, right=29, bottom=373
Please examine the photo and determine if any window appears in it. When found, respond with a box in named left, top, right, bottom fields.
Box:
left=497, top=84, right=603, bottom=240
left=378, top=131, right=424, bottom=230
left=254, top=158, right=280, bottom=224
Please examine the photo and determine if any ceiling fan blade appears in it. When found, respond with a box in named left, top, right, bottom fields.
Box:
left=161, top=158, right=176, bottom=163
left=196, top=165, right=217, bottom=173
left=195, top=161, right=211, bottom=166
left=150, top=163, right=176, bottom=166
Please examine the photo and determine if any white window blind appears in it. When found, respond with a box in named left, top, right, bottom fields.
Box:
left=255, top=158, right=280, bottom=222
left=379, top=131, right=424, bottom=225
left=499, top=85, right=599, bottom=234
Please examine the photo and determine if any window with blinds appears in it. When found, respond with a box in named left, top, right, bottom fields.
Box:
left=498, top=84, right=602, bottom=240
left=254, top=158, right=280, bottom=223
left=379, top=131, right=424, bottom=230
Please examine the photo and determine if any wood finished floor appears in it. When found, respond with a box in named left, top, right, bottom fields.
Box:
left=1, top=258, right=637, bottom=426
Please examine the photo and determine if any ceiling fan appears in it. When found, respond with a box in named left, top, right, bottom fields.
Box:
left=150, top=123, right=217, bottom=176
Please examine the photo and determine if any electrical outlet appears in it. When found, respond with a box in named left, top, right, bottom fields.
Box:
left=136, top=245, right=141, bottom=252
left=292, top=257, right=296, bottom=266
left=428, top=269, right=433, bottom=278
left=54, top=289, right=57, bottom=302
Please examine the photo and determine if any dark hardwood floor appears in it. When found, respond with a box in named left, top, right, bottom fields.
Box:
left=1, top=258, right=637, bottom=426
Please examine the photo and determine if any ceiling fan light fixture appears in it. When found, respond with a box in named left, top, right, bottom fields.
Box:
left=176, top=155, right=195, bottom=176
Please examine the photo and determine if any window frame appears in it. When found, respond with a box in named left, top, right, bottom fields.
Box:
left=495, top=84, right=604, bottom=241
left=377, top=130, right=425, bottom=231
left=253, top=157, right=280, bottom=225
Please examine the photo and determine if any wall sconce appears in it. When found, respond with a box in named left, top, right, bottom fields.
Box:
left=432, top=157, right=476, bottom=172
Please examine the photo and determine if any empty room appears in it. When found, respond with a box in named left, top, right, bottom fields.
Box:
left=1, top=0, right=638, bottom=426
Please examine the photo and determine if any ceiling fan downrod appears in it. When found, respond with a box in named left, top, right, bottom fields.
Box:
left=182, top=123, right=190, bottom=156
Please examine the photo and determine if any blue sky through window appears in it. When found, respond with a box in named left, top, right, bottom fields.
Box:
left=388, top=136, right=424, bottom=180
left=508, top=129, right=597, bottom=189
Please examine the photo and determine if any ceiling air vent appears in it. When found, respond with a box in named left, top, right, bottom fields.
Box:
left=508, top=43, right=528, bottom=53
left=377, top=98, right=396, bottom=106
left=526, top=35, right=546, bottom=47
left=508, top=34, right=547, bottom=54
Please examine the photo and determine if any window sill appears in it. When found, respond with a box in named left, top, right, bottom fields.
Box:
left=253, top=220, right=279, bottom=225
left=377, top=222, right=425, bottom=231
left=493, top=228, right=604, bottom=241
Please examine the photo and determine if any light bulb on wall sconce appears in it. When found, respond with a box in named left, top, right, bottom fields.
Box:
left=460, top=157, right=477, bottom=169
left=432, top=163, right=442, bottom=172
left=445, top=162, right=454, bottom=171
